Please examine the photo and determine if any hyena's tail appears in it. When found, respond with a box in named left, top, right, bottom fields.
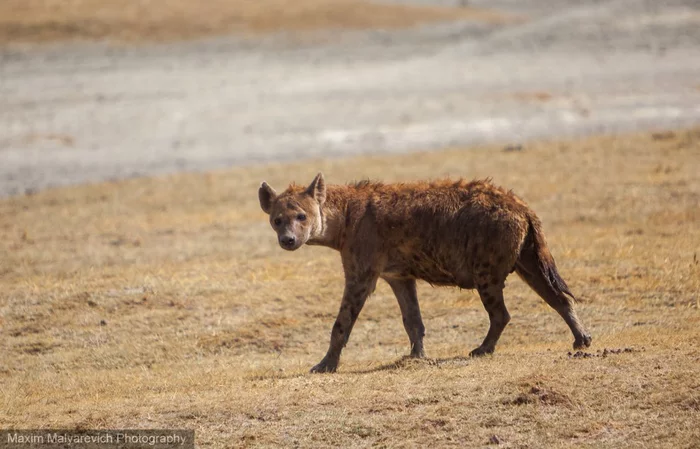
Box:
left=515, top=215, right=592, bottom=349
left=515, top=215, right=576, bottom=307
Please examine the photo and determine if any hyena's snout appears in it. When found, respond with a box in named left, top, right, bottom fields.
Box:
left=278, top=233, right=300, bottom=251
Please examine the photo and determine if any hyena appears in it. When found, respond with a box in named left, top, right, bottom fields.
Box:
left=258, top=173, right=592, bottom=373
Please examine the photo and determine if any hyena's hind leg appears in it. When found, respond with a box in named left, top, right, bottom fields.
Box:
left=470, top=282, right=511, bottom=357
left=515, top=249, right=592, bottom=349
left=386, top=278, right=425, bottom=358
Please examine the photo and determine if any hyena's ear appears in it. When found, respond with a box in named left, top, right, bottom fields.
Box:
left=258, top=182, right=277, bottom=214
left=306, top=172, right=326, bottom=206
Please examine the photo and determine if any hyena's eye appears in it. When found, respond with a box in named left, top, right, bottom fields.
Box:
left=297, top=213, right=307, bottom=221
left=273, top=217, right=282, bottom=226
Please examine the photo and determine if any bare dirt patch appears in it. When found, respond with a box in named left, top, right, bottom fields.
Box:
left=512, top=91, right=554, bottom=103
left=0, top=0, right=513, bottom=45
left=1, top=128, right=699, bottom=447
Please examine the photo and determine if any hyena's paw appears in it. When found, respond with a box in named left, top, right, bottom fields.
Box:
left=573, top=334, right=593, bottom=350
left=469, top=346, right=495, bottom=357
left=410, top=347, right=426, bottom=359
left=310, top=357, right=338, bottom=373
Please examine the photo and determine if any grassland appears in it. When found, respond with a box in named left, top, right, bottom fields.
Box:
left=1, top=129, right=699, bottom=447
left=0, top=0, right=512, bottom=45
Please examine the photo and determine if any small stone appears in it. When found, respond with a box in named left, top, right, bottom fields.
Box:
left=489, top=435, right=503, bottom=445
left=503, top=144, right=523, bottom=153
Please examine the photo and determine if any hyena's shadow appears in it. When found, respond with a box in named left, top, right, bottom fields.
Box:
left=248, top=356, right=474, bottom=380
left=346, top=355, right=473, bottom=375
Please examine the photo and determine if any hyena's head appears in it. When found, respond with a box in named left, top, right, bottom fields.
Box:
left=258, top=173, right=326, bottom=251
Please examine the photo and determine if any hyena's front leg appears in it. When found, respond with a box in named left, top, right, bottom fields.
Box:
left=310, top=272, right=378, bottom=373
left=386, top=278, right=425, bottom=358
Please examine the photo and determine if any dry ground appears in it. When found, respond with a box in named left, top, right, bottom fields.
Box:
left=1, top=129, right=700, bottom=447
left=0, top=0, right=511, bottom=45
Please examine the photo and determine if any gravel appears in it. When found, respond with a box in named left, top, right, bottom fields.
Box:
left=1, top=0, right=699, bottom=196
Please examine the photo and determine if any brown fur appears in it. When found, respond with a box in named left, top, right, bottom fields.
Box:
left=259, top=174, right=592, bottom=373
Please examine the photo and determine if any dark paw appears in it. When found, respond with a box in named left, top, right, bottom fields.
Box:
left=410, top=347, right=426, bottom=359
left=469, top=346, right=494, bottom=357
left=573, top=334, right=593, bottom=349
left=310, top=358, right=338, bottom=373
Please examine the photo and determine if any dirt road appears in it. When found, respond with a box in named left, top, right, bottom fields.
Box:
left=1, top=0, right=699, bottom=196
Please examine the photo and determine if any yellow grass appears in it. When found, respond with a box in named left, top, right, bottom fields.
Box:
left=1, top=128, right=699, bottom=447
left=0, top=0, right=513, bottom=45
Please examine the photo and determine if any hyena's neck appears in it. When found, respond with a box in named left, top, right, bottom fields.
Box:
left=307, top=187, right=348, bottom=251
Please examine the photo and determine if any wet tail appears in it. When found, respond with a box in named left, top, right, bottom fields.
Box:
left=515, top=215, right=576, bottom=306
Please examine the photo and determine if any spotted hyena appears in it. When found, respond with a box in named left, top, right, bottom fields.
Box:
left=258, top=173, right=592, bottom=373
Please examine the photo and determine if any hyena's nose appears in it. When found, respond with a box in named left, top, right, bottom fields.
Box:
left=279, top=235, right=296, bottom=249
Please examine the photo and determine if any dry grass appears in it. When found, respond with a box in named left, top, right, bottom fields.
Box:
left=1, top=128, right=700, bottom=447
left=0, top=0, right=513, bottom=45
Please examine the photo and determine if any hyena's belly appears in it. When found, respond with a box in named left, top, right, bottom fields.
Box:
left=383, top=247, right=474, bottom=288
